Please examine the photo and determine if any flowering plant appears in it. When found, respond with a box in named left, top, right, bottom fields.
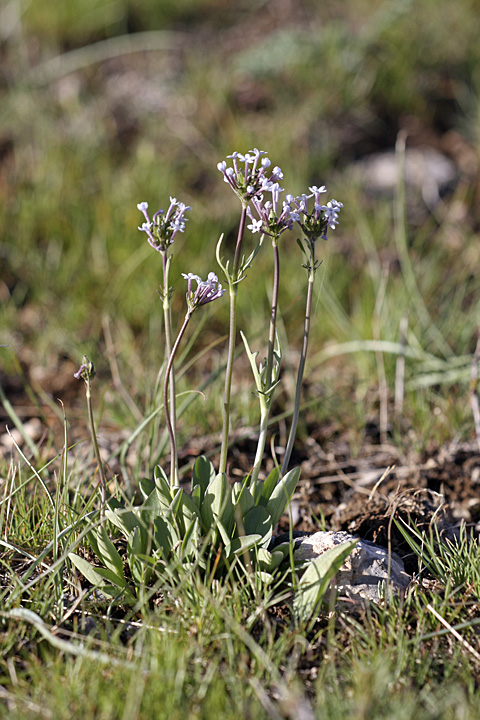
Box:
left=70, top=149, right=345, bottom=615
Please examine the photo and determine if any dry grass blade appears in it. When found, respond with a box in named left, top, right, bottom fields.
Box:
left=426, top=603, right=480, bottom=664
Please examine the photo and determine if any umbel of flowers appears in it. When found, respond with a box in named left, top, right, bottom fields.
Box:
left=71, top=149, right=346, bottom=613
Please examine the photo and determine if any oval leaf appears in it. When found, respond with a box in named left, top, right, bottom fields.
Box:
left=293, top=540, right=358, bottom=624
left=96, top=526, right=124, bottom=580
left=243, top=505, right=273, bottom=546
left=269, top=467, right=301, bottom=526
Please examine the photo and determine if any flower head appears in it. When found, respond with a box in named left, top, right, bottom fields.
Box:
left=137, top=198, right=191, bottom=251
left=74, top=355, right=95, bottom=382
left=217, top=149, right=284, bottom=203
left=246, top=181, right=296, bottom=239
left=321, top=199, right=344, bottom=231
left=290, top=189, right=344, bottom=241
left=182, top=272, right=225, bottom=310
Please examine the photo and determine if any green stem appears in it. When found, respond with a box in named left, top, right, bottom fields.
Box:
left=164, top=310, right=193, bottom=487
left=251, top=239, right=280, bottom=487
left=265, top=239, right=280, bottom=390
left=282, top=240, right=316, bottom=475
left=219, top=205, right=247, bottom=474
left=251, top=402, right=268, bottom=493
left=161, top=251, right=178, bottom=483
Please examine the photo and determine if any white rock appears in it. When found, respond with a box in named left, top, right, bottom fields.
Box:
left=294, top=531, right=410, bottom=604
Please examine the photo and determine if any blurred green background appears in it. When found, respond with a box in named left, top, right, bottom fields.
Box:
left=1, top=0, right=480, bottom=452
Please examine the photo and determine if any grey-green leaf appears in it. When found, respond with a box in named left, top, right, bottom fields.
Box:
left=200, top=472, right=234, bottom=535
left=68, top=553, right=134, bottom=604
left=106, top=499, right=139, bottom=536
left=255, top=547, right=287, bottom=572
left=153, top=516, right=174, bottom=558
left=233, top=484, right=255, bottom=518
left=254, top=466, right=279, bottom=506
left=192, top=456, right=216, bottom=501
left=268, top=466, right=301, bottom=526
left=243, top=505, right=272, bottom=546
left=225, top=534, right=262, bottom=558
left=127, top=527, right=147, bottom=585
left=96, top=526, right=124, bottom=579
left=139, top=476, right=155, bottom=500
left=293, top=540, right=358, bottom=624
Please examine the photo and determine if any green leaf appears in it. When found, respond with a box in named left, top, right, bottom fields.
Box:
left=216, top=519, right=232, bottom=547
left=96, top=526, right=124, bottom=579
left=243, top=505, right=273, bottom=546
left=154, top=468, right=173, bottom=511
left=127, top=527, right=149, bottom=586
left=255, top=466, right=279, bottom=506
left=240, top=331, right=262, bottom=389
left=154, top=464, right=170, bottom=486
left=270, top=540, right=293, bottom=564
left=171, top=488, right=200, bottom=538
left=139, top=477, right=155, bottom=500
left=224, top=534, right=262, bottom=559
left=86, top=529, right=100, bottom=558
left=169, top=487, right=185, bottom=534
left=293, top=540, right=358, bottom=624
left=153, top=516, right=174, bottom=558
left=68, top=553, right=135, bottom=604
left=106, top=499, right=139, bottom=536
left=255, top=547, right=287, bottom=572
left=192, top=456, right=215, bottom=502
left=268, top=467, right=301, bottom=526
left=200, top=472, right=234, bottom=535
left=191, top=482, right=204, bottom=510
left=233, top=484, right=255, bottom=517
left=181, top=517, right=199, bottom=558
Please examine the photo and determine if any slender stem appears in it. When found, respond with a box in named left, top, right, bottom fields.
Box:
left=219, top=205, right=248, bottom=474
left=232, top=205, right=248, bottom=279
left=164, top=310, right=193, bottom=487
left=265, top=240, right=280, bottom=389
left=282, top=241, right=316, bottom=475
left=251, top=402, right=268, bottom=492
left=86, top=380, right=107, bottom=516
left=161, top=251, right=178, bottom=482
left=251, top=238, right=280, bottom=487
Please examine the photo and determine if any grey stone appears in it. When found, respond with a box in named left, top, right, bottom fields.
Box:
left=294, top=531, right=410, bottom=604
left=352, top=147, right=457, bottom=205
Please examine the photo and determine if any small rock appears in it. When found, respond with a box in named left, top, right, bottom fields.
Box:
left=352, top=147, right=457, bottom=205
left=294, top=530, right=410, bottom=604
left=0, top=418, right=44, bottom=450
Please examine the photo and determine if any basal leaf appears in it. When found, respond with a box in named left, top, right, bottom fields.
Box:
left=192, top=456, right=215, bottom=502
left=225, top=533, right=262, bottom=558
left=254, top=466, right=280, bottom=506
left=127, top=527, right=150, bottom=585
left=269, top=467, right=301, bottom=526
left=153, top=516, right=174, bottom=558
left=154, top=468, right=173, bottom=511
left=106, top=499, right=139, bottom=536
left=243, top=505, right=273, bottom=546
left=181, top=517, right=200, bottom=558
left=255, top=547, right=287, bottom=572
left=139, top=477, right=155, bottom=501
left=233, top=484, right=255, bottom=517
left=96, top=526, right=124, bottom=579
left=293, top=540, right=358, bottom=624
left=201, top=472, right=234, bottom=535
left=170, top=487, right=185, bottom=534
left=68, top=553, right=135, bottom=604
